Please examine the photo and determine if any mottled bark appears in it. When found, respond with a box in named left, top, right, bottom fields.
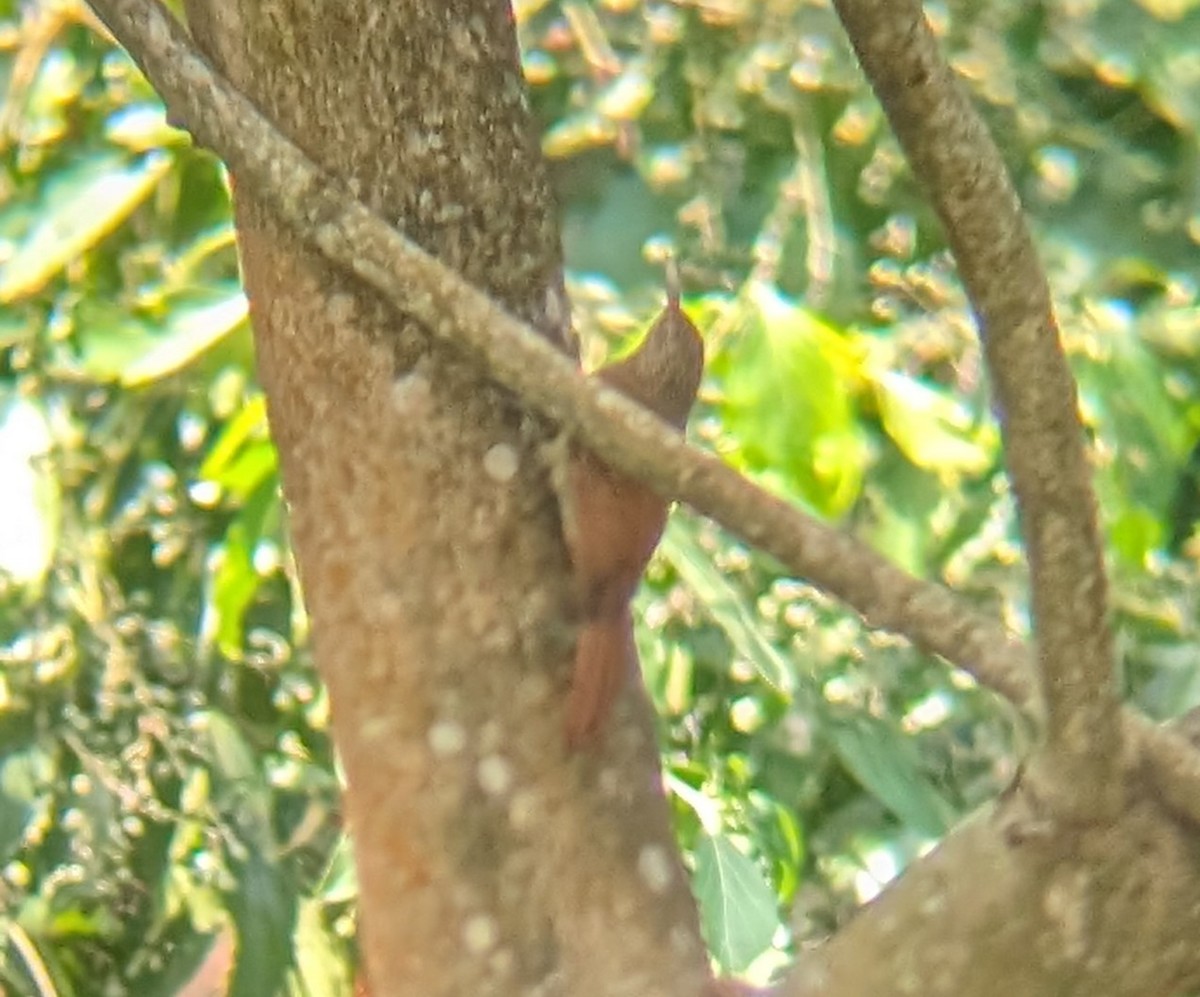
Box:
left=786, top=785, right=1200, bottom=997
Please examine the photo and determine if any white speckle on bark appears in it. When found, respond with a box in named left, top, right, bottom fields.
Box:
left=598, top=767, right=622, bottom=798
left=360, top=716, right=394, bottom=742
left=391, top=370, right=433, bottom=414
left=1044, top=868, right=1090, bottom=961
left=463, top=913, right=498, bottom=953
left=406, top=131, right=445, bottom=156
left=667, top=923, right=695, bottom=954
left=489, top=948, right=515, bottom=977
left=326, top=292, right=356, bottom=324
left=377, top=589, right=404, bottom=620
left=449, top=23, right=475, bottom=56
left=482, top=443, right=519, bottom=482
left=477, top=754, right=513, bottom=796
left=314, top=222, right=339, bottom=250
left=429, top=719, right=467, bottom=756
left=637, top=844, right=673, bottom=894
left=508, top=788, right=539, bottom=831
left=919, top=891, right=946, bottom=917
left=542, top=281, right=570, bottom=337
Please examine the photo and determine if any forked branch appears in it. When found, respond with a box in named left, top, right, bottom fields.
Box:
left=832, top=0, right=1122, bottom=816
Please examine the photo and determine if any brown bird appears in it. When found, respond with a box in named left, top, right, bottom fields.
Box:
left=562, top=272, right=704, bottom=747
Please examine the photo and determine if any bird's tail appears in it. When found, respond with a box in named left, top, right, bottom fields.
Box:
left=564, top=612, right=638, bottom=749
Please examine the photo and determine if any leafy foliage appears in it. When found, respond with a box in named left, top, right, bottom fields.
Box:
left=1, top=0, right=1199, bottom=992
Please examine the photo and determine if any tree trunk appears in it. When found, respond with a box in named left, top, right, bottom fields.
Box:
left=180, top=2, right=713, bottom=995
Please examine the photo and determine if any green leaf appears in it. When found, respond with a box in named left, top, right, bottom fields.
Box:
left=661, top=517, right=793, bottom=695
left=693, top=833, right=779, bottom=972
left=542, top=110, right=617, bottom=158
left=210, top=519, right=261, bottom=657
left=1110, top=506, right=1162, bottom=568
left=0, top=394, right=59, bottom=587
left=827, top=714, right=955, bottom=838
left=0, top=747, right=52, bottom=865
left=72, top=306, right=163, bottom=382
left=1076, top=317, right=1194, bottom=563
left=873, top=371, right=998, bottom=479
left=0, top=153, right=172, bottom=302
left=229, top=854, right=297, bottom=997
left=715, top=281, right=866, bottom=516
left=210, top=443, right=278, bottom=505
left=294, top=898, right=353, bottom=997
left=207, top=477, right=280, bottom=656
left=750, top=792, right=806, bottom=904
left=198, top=394, right=274, bottom=496
left=202, top=711, right=274, bottom=851
left=665, top=770, right=723, bottom=837
left=316, top=835, right=359, bottom=905
left=203, top=710, right=261, bottom=786
left=73, top=289, right=246, bottom=385
left=859, top=456, right=944, bottom=577
left=105, top=103, right=191, bottom=152
left=122, top=290, right=248, bottom=386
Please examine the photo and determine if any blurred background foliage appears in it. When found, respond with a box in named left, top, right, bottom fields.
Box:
left=0, top=0, right=1199, bottom=992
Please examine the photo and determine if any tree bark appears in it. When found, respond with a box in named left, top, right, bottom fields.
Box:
left=179, top=2, right=712, bottom=995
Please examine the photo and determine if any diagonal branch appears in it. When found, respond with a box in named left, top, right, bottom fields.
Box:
left=86, top=0, right=1035, bottom=710
left=85, top=0, right=1200, bottom=834
left=831, top=0, right=1121, bottom=815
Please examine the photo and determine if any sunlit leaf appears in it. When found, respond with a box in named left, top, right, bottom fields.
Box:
left=122, top=290, right=248, bottom=386
left=210, top=520, right=260, bottom=658
left=74, top=289, right=247, bottom=385
left=0, top=395, right=59, bottom=587
left=542, top=111, right=618, bottom=157
left=203, top=456, right=280, bottom=657
left=0, top=153, right=172, bottom=302
left=198, top=395, right=271, bottom=487
left=562, top=0, right=621, bottom=74
left=294, top=899, right=353, bottom=997
left=751, top=793, right=806, bottom=904
left=693, top=833, right=779, bottom=972
left=873, top=371, right=998, bottom=479
left=316, top=835, right=359, bottom=906
left=597, top=58, right=654, bottom=120
left=105, top=103, right=191, bottom=152
left=715, top=281, right=867, bottom=517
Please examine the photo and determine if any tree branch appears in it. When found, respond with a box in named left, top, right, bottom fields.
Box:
left=86, top=0, right=1036, bottom=709
left=831, top=0, right=1121, bottom=815
left=84, top=0, right=1200, bottom=836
